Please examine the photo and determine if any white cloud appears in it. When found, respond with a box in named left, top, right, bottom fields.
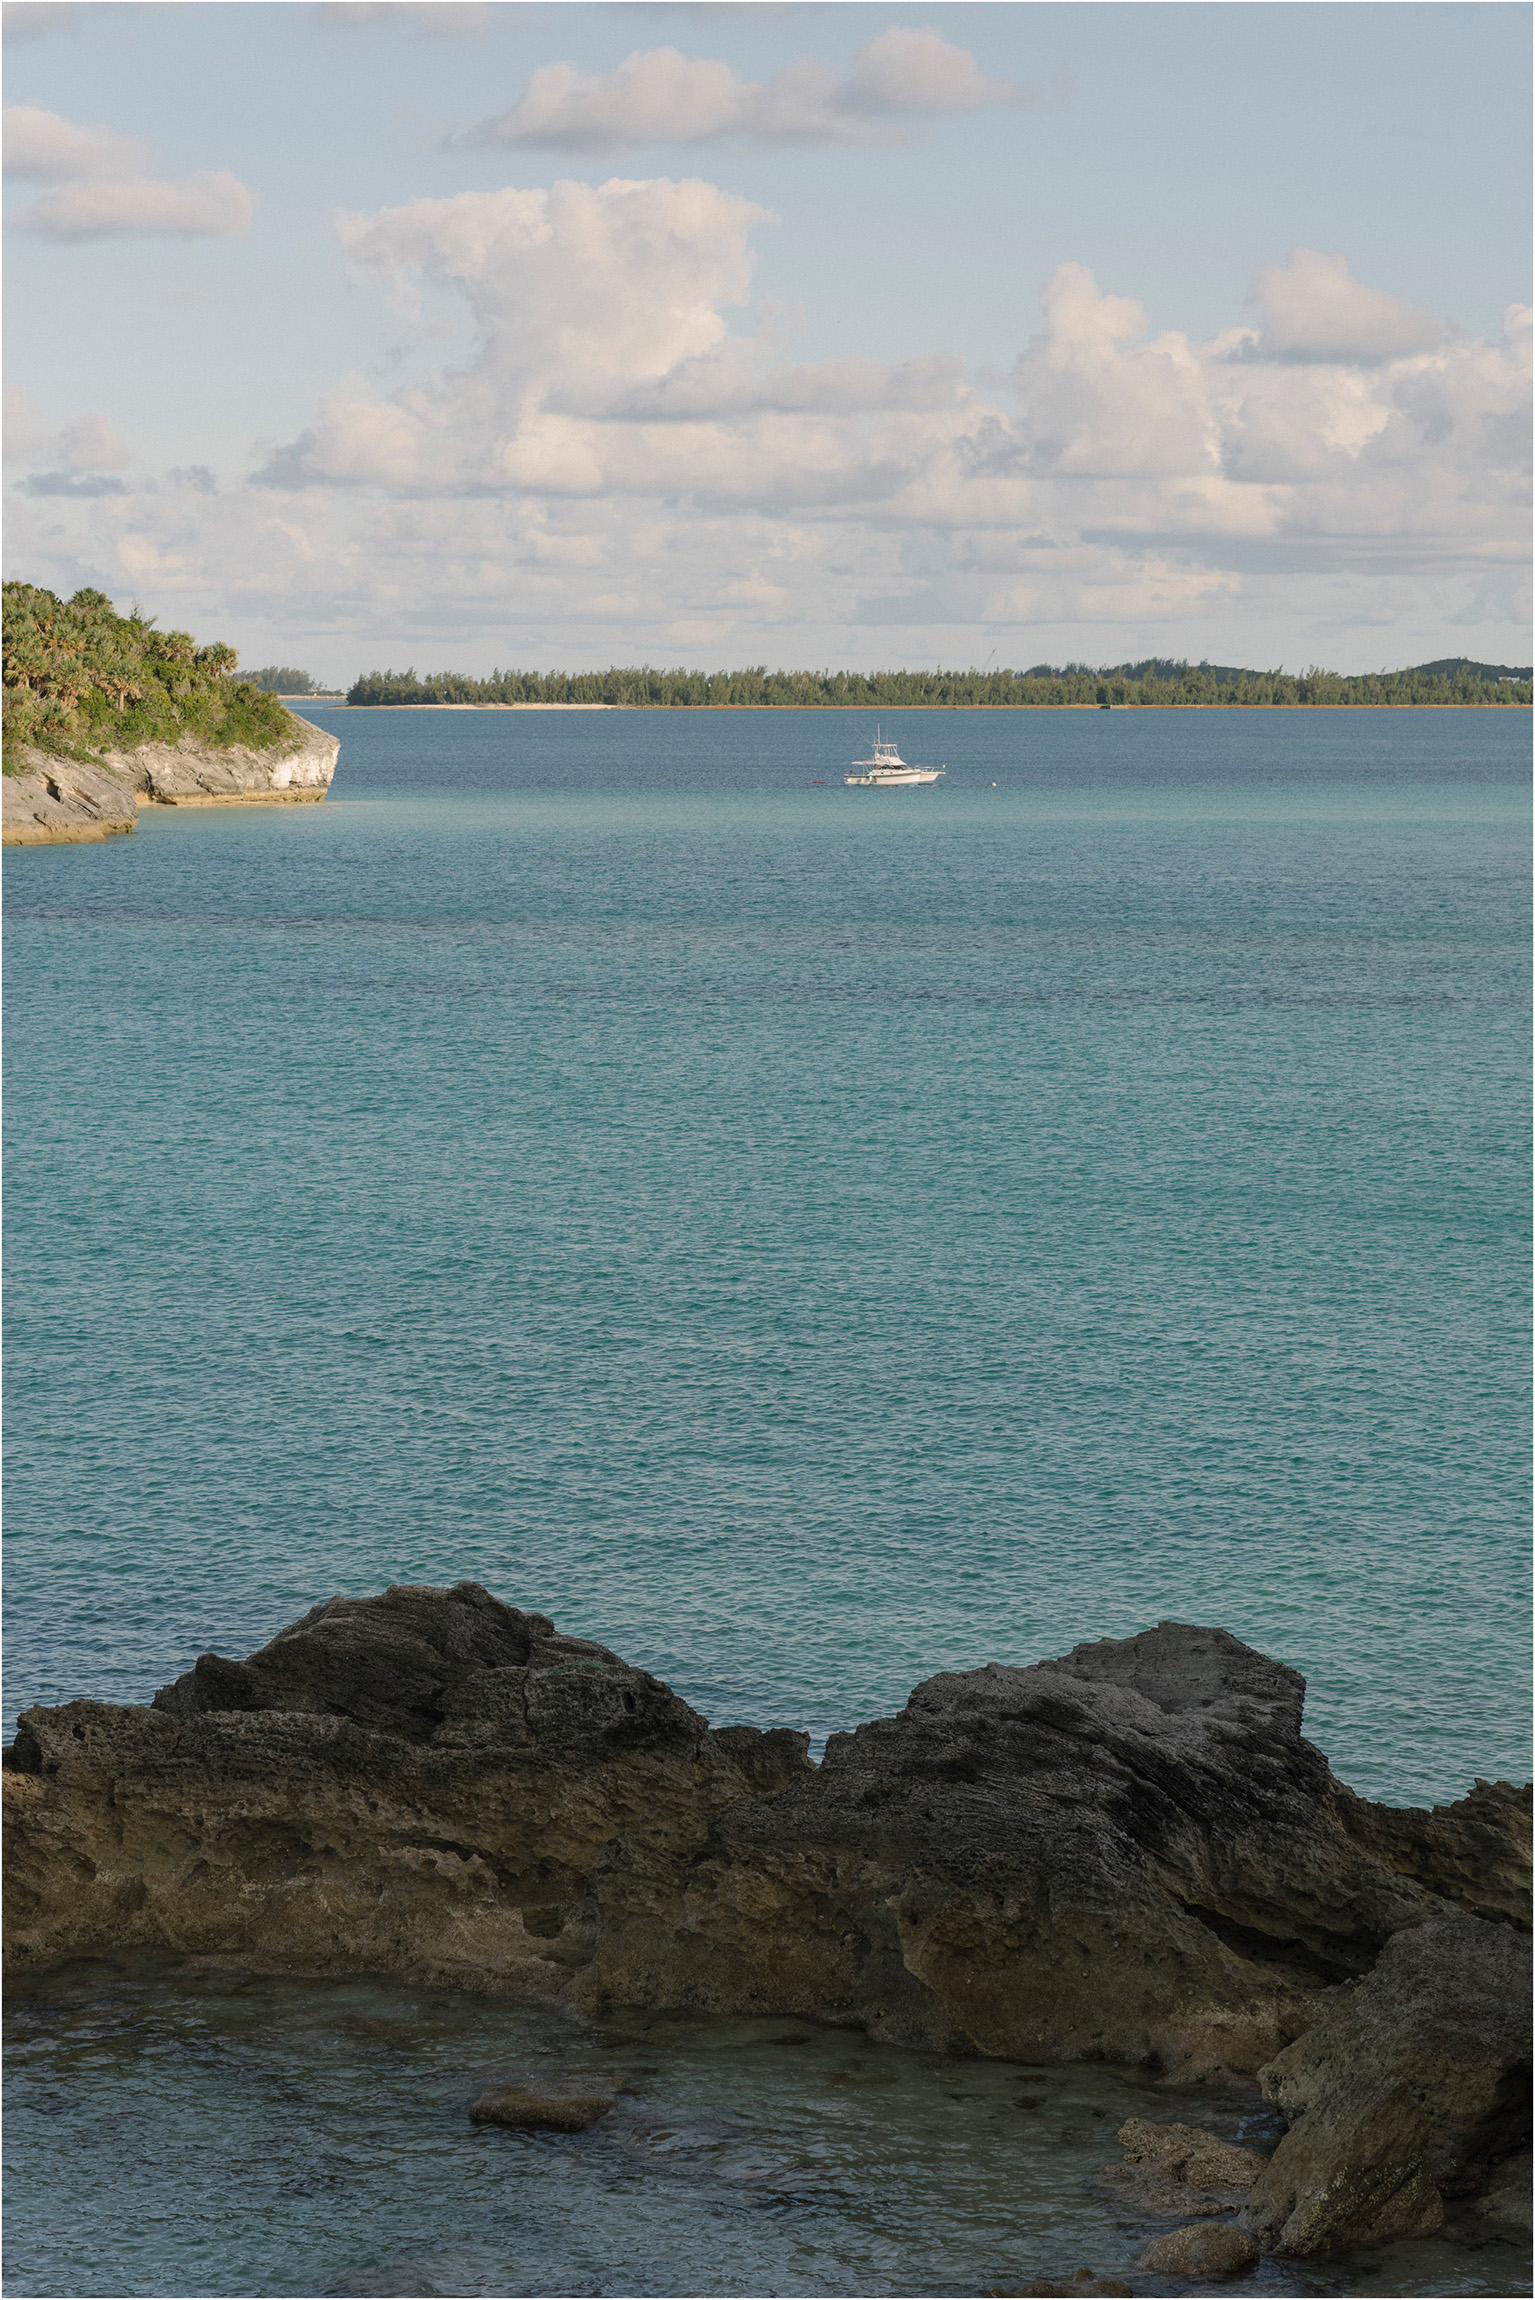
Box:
left=2, top=104, right=252, bottom=238
left=852, top=26, right=1020, bottom=113
left=4, top=387, right=128, bottom=470
left=3, top=102, right=152, bottom=178
left=461, top=30, right=1025, bottom=150
left=15, top=194, right=1530, bottom=670
left=1252, top=247, right=1444, bottom=364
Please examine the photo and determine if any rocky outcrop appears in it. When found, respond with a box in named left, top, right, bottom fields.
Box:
left=2, top=710, right=337, bottom=845
left=4, top=1583, right=1529, bottom=2257
left=0, top=752, right=138, bottom=844
left=1241, top=1913, right=1532, bottom=2254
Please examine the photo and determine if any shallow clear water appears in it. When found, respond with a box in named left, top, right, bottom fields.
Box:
left=5, top=707, right=1528, bottom=1801
left=3, top=707, right=1530, bottom=2299
left=3, top=1960, right=1527, bottom=2299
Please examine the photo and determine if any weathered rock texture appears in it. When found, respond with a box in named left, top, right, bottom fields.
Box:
left=1138, top=2222, right=1259, bottom=2278
left=2, top=711, right=337, bottom=844
left=469, top=2087, right=614, bottom=2131
left=4, top=1583, right=1529, bottom=2257
left=1102, top=2117, right=1266, bottom=2217
left=1241, top=1914, right=1532, bottom=2254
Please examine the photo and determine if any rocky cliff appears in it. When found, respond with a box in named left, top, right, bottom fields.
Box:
left=4, top=1582, right=1529, bottom=2256
left=2, top=709, right=338, bottom=845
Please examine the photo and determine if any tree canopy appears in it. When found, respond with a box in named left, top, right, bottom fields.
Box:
left=347, top=658, right=1532, bottom=710
left=3, top=583, right=293, bottom=768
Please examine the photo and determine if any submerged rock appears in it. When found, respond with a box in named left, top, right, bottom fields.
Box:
left=469, top=2086, right=614, bottom=2131
left=1102, top=2117, right=1266, bottom=2215
left=1138, top=2221, right=1258, bottom=2277
left=4, top=1581, right=1529, bottom=2254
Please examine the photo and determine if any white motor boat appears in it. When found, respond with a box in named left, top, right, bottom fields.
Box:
left=844, top=731, right=945, bottom=787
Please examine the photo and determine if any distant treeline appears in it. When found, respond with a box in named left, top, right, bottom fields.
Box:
left=347, top=658, right=1532, bottom=709
left=247, top=666, right=339, bottom=696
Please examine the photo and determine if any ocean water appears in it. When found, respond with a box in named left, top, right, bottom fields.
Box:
left=5, top=706, right=1528, bottom=1798
left=3, top=705, right=1530, bottom=2299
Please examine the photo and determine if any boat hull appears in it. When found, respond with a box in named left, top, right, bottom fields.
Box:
left=844, top=768, right=944, bottom=786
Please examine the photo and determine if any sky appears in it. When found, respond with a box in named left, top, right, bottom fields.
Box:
left=3, top=0, right=1531, bottom=680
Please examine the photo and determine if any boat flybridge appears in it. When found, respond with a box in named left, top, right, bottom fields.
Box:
left=844, top=729, right=945, bottom=788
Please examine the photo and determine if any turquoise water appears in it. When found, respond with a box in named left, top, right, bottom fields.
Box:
left=5, top=707, right=1530, bottom=1802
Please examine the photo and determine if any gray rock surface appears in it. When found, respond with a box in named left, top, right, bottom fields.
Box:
left=1, top=753, right=137, bottom=843
left=2, top=710, right=337, bottom=844
left=1241, top=1913, right=1532, bottom=2254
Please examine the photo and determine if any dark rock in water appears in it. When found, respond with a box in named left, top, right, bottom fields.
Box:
left=1241, top=1913, right=1533, bottom=2255
left=469, top=2086, right=613, bottom=2131
left=1001, top=2276, right=1133, bottom=2297
left=1138, top=2221, right=1259, bottom=2276
left=1101, top=2116, right=1266, bottom=2215
left=3, top=1582, right=1529, bottom=2256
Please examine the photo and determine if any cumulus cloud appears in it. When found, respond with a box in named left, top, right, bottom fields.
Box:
left=4, top=387, right=129, bottom=473
left=3, top=101, right=152, bottom=178
left=461, top=29, right=1024, bottom=150
left=17, top=193, right=1530, bottom=668
left=3, top=103, right=252, bottom=237
left=1252, top=247, right=1444, bottom=364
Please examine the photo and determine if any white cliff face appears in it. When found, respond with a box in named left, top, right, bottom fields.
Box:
left=2, top=710, right=339, bottom=845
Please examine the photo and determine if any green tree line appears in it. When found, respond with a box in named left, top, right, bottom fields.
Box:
left=347, top=657, right=1532, bottom=709
left=3, top=583, right=294, bottom=770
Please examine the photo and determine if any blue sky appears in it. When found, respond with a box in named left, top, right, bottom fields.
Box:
left=4, top=1, right=1530, bottom=677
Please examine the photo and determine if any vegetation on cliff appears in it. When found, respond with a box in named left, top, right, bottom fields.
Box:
left=348, top=657, right=1533, bottom=709
left=2, top=583, right=293, bottom=771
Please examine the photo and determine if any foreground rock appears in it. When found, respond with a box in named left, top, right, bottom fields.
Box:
left=1102, top=2117, right=1265, bottom=2216
left=4, top=1582, right=1529, bottom=2256
left=1240, top=1914, right=1532, bottom=2254
left=2, top=711, right=337, bottom=844
left=1138, top=2222, right=1258, bottom=2278
left=469, top=2086, right=614, bottom=2131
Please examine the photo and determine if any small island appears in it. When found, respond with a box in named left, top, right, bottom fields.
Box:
left=2, top=583, right=339, bottom=847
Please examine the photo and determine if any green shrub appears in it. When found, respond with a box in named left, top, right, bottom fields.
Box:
left=3, top=582, right=295, bottom=772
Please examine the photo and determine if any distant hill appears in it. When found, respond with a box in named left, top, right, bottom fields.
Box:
left=1407, top=658, right=1532, bottom=681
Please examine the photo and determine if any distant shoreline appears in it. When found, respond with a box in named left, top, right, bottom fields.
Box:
left=335, top=700, right=1530, bottom=713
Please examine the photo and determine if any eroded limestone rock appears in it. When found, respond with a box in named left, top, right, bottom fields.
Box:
left=2, top=712, right=337, bottom=845
left=1241, top=1914, right=1532, bottom=2254
left=1138, top=2222, right=1258, bottom=2277
left=1102, top=2117, right=1266, bottom=2216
